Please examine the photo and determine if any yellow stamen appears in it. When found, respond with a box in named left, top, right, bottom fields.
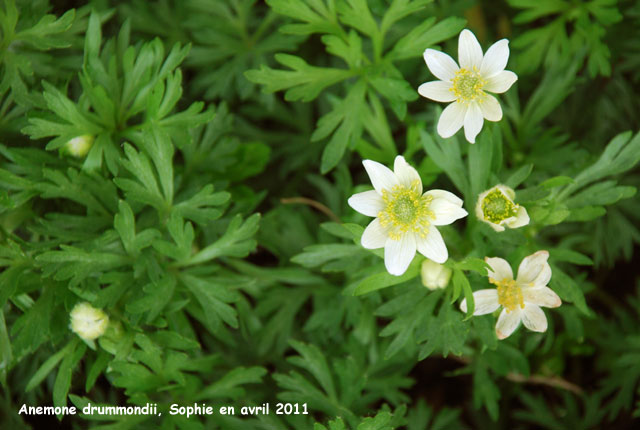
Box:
left=490, top=277, right=524, bottom=313
left=450, top=67, right=486, bottom=103
left=482, top=188, right=518, bottom=224
left=378, top=180, right=435, bottom=240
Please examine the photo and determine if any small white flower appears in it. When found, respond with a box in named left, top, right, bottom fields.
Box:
left=421, top=259, right=452, bottom=290
left=460, top=251, right=561, bottom=340
left=70, top=302, right=109, bottom=342
left=476, top=184, right=529, bottom=232
left=418, top=29, right=517, bottom=143
left=348, top=156, right=468, bottom=276
left=65, top=135, right=94, bottom=158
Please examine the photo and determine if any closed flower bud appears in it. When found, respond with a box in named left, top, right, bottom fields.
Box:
left=475, top=184, right=529, bottom=232
left=64, top=135, right=94, bottom=158
left=69, top=302, right=109, bottom=342
left=421, top=259, right=452, bottom=290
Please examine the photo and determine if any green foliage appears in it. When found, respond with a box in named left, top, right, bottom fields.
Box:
left=245, top=0, right=465, bottom=172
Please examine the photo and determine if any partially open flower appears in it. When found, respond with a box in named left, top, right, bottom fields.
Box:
left=421, top=259, right=452, bottom=290
left=70, top=302, right=109, bottom=342
left=418, top=29, right=517, bottom=143
left=460, top=251, right=561, bottom=340
left=64, top=135, right=94, bottom=158
left=475, top=184, right=529, bottom=232
left=348, top=156, right=467, bottom=276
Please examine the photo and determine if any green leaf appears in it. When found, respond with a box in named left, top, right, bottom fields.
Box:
left=473, top=364, right=500, bottom=421
left=540, top=175, right=574, bottom=189
left=181, top=214, right=260, bottom=266
left=126, top=275, right=177, bottom=323
left=420, top=127, right=469, bottom=196
left=451, top=258, right=490, bottom=275
left=25, top=341, right=75, bottom=392
left=245, top=54, right=354, bottom=102
left=292, top=244, right=360, bottom=268
left=549, top=248, right=593, bottom=266
left=418, top=303, right=468, bottom=359
left=468, top=130, right=495, bottom=198
left=505, top=164, right=533, bottom=189
left=173, top=185, right=230, bottom=225
left=380, top=0, right=432, bottom=35
left=267, top=0, right=342, bottom=36
left=288, top=340, right=337, bottom=401
left=196, top=366, right=267, bottom=400
left=369, top=77, right=418, bottom=120
left=549, top=265, right=591, bottom=316
left=353, top=259, right=421, bottom=296
left=452, top=269, right=474, bottom=319
left=0, top=311, right=11, bottom=384
left=180, top=273, right=238, bottom=330
left=315, top=80, right=367, bottom=173
left=54, top=340, right=86, bottom=412
left=388, top=17, right=466, bottom=61
left=114, top=200, right=136, bottom=255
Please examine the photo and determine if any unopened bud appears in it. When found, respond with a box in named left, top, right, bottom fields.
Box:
left=70, top=302, right=109, bottom=342
left=64, top=135, right=94, bottom=158
left=421, top=259, right=452, bottom=290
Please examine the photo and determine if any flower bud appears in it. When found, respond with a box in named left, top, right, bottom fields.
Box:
left=421, top=259, right=452, bottom=290
left=69, top=302, right=109, bottom=342
left=475, top=184, right=529, bottom=232
left=64, top=135, right=94, bottom=158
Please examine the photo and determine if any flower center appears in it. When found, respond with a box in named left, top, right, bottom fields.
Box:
left=481, top=189, right=518, bottom=224
left=378, top=181, right=435, bottom=240
left=491, top=278, right=524, bottom=313
left=451, top=67, right=485, bottom=103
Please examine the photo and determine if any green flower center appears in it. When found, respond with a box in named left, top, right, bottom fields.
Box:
left=378, top=181, right=435, bottom=240
left=451, top=68, right=485, bottom=102
left=491, top=277, right=524, bottom=313
left=481, top=189, right=518, bottom=224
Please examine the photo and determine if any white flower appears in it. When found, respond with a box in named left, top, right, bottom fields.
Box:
left=64, top=135, right=94, bottom=158
left=475, top=184, right=529, bottom=232
left=418, top=29, right=517, bottom=143
left=421, top=259, right=452, bottom=290
left=70, top=302, right=109, bottom=342
left=460, top=251, right=561, bottom=340
left=348, top=156, right=468, bottom=276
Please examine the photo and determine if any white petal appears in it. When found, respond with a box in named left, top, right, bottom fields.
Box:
left=418, top=80, right=457, bottom=102
left=484, top=70, right=517, bottom=94
left=506, top=206, right=529, bottom=229
left=437, top=102, right=467, bottom=138
left=516, top=250, right=550, bottom=286
left=460, top=289, right=500, bottom=315
left=458, top=29, right=483, bottom=69
left=495, top=308, right=521, bottom=340
left=479, top=94, right=502, bottom=122
left=521, top=304, right=548, bottom=333
left=423, top=189, right=463, bottom=206
left=463, top=102, right=484, bottom=144
left=485, top=257, right=513, bottom=281
left=487, top=221, right=505, bottom=232
left=348, top=190, right=384, bottom=217
left=384, top=234, right=416, bottom=276
left=523, top=286, right=561, bottom=308
left=361, top=218, right=388, bottom=249
left=429, top=197, right=468, bottom=226
left=475, top=189, right=488, bottom=219
left=495, top=184, right=516, bottom=200
left=416, top=227, right=447, bottom=263
left=393, top=156, right=422, bottom=193
left=423, top=49, right=459, bottom=82
left=363, top=159, right=398, bottom=193
left=480, top=39, right=510, bottom=77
